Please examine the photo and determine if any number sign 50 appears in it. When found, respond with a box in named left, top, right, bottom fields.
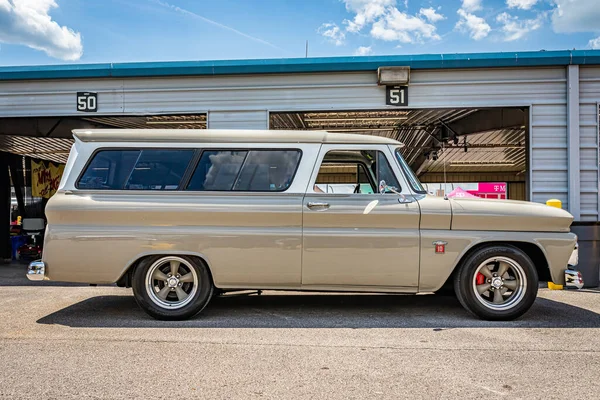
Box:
left=76, top=92, right=98, bottom=112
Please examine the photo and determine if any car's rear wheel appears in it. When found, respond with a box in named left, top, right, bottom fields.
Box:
left=132, top=255, right=213, bottom=320
left=454, top=245, right=538, bottom=321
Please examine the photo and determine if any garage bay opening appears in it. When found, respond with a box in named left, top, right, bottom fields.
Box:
left=270, top=108, right=529, bottom=201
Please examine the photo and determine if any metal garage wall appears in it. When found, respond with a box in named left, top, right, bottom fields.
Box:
left=530, top=102, right=568, bottom=209
left=0, top=78, right=124, bottom=116
left=208, top=111, right=268, bottom=129
left=0, top=67, right=569, bottom=209
left=579, top=67, right=600, bottom=221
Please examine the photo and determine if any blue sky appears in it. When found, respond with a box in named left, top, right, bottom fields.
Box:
left=0, top=0, right=599, bottom=66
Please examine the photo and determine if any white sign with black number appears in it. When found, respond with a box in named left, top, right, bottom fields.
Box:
left=76, top=92, right=98, bottom=112
left=386, top=86, right=408, bottom=107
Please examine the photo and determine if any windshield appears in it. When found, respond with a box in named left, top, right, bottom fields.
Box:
left=394, top=148, right=426, bottom=194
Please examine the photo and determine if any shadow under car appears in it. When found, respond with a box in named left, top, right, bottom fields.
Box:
left=36, top=292, right=600, bottom=329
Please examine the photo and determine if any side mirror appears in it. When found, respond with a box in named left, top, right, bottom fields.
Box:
left=380, top=179, right=410, bottom=203
left=378, top=180, right=387, bottom=194
left=379, top=180, right=400, bottom=194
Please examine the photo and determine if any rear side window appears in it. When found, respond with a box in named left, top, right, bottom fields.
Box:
left=186, top=150, right=302, bottom=192
left=77, top=149, right=194, bottom=190
left=124, top=150, right=194, bottom=190
left=78, top=150, right=140, bottom=190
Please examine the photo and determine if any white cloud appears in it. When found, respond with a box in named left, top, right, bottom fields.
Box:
left=370, top=7, right=441, bottom=43
left=419, top=7, right=445, bottom=23
left=496, top=12, right=543, bottom=41
left=589, top=36, right=600, bottom=49
left=354, top=45, right=373, bottom=55
left=0, top=0, right=82, bottom=60
left=328, top=0, right=442, bottom=46
left=318, top=22, right=345, bottom=45
left=551, top=0, right=600, bottom=33
left=342, top=0, right=395, bottom=33
left=461, top=0, right=483, bottom=13
left=456, top=9, right=491, bottom=40
left=507, top=0, right=539, bottom=9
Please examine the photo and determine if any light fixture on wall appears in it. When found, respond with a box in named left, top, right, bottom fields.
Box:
left=377, top=66, right=410, bottom=85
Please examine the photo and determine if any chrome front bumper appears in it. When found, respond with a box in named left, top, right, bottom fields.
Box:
left=565, top=268, right=584, bottom=289
left=26, top=260, right=46, bottom=281
left=564, top=242, right=584, bottom=289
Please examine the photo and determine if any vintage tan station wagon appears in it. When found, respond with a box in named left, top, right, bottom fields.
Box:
left=27, top=129, right=583, bottom=321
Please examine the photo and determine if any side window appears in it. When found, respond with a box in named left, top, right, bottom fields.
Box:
left=312, top=150, right=401, bottom=194
left=187, top=150, right=247, bottom=191
left=78, top=150, right=140, bottom=189
left=315, top=162, right=374, bottom=194
left=77, top=149, right=194, bottom=190
left=233, top=150, right=301, bottom=191
left=125, top=150, right=194, bottom=190
left=186, top=149, right=301, bottom=192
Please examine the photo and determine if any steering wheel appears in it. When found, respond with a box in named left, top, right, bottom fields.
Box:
left=353, top=184, right=361, bottom=194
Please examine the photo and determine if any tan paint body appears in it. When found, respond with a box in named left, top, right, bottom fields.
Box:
left=41, top=129, right=576, bottom=291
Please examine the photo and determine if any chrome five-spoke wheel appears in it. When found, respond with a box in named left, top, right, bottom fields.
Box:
left=132, top=255, right=213, bottom=320
left=472, top=256, right=527, bottom=311
left=146, top=256, right=198, bottom=309
left=454, top=245, right=538, bottom=321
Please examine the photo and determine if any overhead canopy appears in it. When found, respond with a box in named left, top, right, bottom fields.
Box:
left=0, top=135, right=73, bottom=164
left=0, top=114, right=207, bottom=163
left=270, top=108, right=526, bottom=177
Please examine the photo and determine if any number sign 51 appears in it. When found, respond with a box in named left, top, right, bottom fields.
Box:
left=386, top=86, right=408, bottom=107
left=76, top=92, right=98, bottom=112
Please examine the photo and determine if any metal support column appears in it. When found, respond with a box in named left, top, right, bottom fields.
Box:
left=567, top=65, right=581, bottom=220
left=0, top=157, right=10, bottom=259
left=8, top=155, right=26, bottom=218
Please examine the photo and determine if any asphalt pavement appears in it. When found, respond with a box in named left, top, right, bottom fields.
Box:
left=1, top=262, right=599, bottom=399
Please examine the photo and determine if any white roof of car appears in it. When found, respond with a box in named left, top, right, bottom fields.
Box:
left=72, top=129, right=402, bottom=145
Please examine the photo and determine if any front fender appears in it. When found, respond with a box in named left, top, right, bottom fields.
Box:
left=418, top=230, right=576, bottom=292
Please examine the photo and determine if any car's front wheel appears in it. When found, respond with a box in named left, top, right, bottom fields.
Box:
left=132, top=255, right=213, bottom=320
left=454, top=245, right=538, bottom=321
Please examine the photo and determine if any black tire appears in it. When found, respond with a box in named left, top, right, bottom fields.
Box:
left=453, top=245, right=538, bottom=321
left=132, top=255, right=213, bottom=320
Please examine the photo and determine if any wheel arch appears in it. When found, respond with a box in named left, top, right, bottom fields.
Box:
left=116, top=251, right=216, bottom=288
left=437, top=240, right=550, bottom=293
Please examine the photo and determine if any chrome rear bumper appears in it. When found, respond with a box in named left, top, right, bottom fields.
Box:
left=26, top=260, right=46, bottom=281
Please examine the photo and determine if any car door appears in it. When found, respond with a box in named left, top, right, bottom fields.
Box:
left=302, top=144, right=420, bottom=290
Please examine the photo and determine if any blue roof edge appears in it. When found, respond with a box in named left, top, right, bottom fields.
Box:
left=2, top=50, right=600, bottom=81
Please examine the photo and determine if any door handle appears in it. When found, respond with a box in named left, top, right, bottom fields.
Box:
left=307, top=202, right=330, bottom=210
left=398, top=195, right=414, bottom=204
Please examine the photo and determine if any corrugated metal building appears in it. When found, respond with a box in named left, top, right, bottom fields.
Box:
left=1, top=50, right=599, bottom=285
